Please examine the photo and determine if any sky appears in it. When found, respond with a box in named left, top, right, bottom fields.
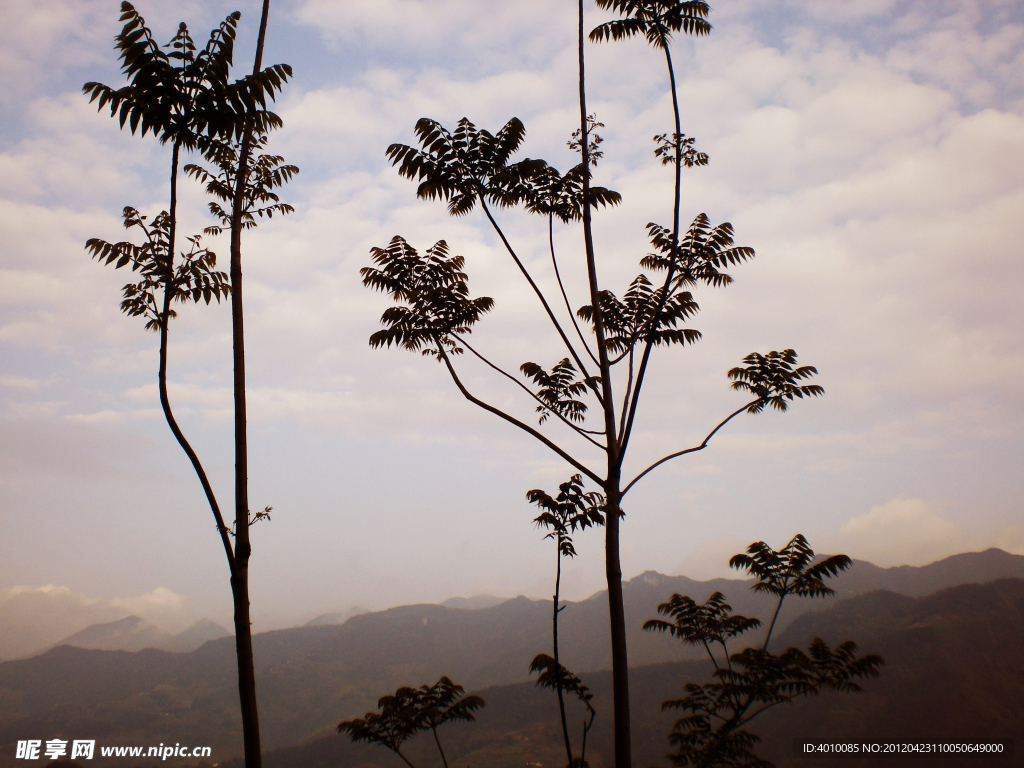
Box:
left=1, top=0, right=1022, bottom=658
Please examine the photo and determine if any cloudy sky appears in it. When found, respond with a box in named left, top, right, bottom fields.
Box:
left=1, top=0, right=1022, bottom=656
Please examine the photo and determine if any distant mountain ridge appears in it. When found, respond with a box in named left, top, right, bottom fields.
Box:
left=0, top=548, right=1021, bottom=766
left=303, top=606, right=370, bottom=627
left=441, top=594, right=508, bottom=610
left=48, top=615, right=230, bottom=654
left=219, top=577, right=1024, bottom=768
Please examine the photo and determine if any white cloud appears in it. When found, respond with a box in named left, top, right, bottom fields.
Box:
left=1, top=0, right=1022, bottom=626
left=674, top=499, right=1024, bottom=579
left=0, top=584, right=193, bottom=660
left=676, top=535, right=749, bottom=581
left=818, top=498, right=1024, bottom=567
left=110, top=586, right=190, bottom=628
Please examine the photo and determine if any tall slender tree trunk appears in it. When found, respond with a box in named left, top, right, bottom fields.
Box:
left=228, top=2, right=272, bottom=766
left=553, top=543, right=573, bottom=767
left=603, top=487, right=629, bottom=768
left=576, top=1, right=630, bottom=765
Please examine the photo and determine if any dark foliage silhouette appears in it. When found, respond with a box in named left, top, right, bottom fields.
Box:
left=84, top=3, right=293, bottom=765
left=644, top=535, right=884, bottom=767
left=362, top=3, right=825, bottom=766
left=338, top=677, right=485, bottom=768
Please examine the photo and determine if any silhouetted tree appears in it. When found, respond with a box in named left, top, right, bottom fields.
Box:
left=339, top=687, right=420, bottom=768
left=530, top=654, right=598, bottom=768
left=83, top=4, right=292, bottom=766
left=410, top=677, right=486, bottom=768
left=527, top=475, right=604, bottom=767
left=361, top=2, right=824, bottom=765
left=644, top=535, right=884, bottom=767
left=338, top=677, right=485, bottom=768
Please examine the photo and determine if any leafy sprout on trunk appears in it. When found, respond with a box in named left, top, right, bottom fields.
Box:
left=86, top=207, right=230, bottom=330
left=184, top=134, right=298, bottom=236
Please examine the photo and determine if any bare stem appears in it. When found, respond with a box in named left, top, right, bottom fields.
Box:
left=621, top=404, right=751, bottom=496
left=549, top=212, right=598, bottom=365
left=436, top=345, right=603, bottom=486
left=479, top=199, right=603, bottom=407
left=453, top=334, right=605, bottom=446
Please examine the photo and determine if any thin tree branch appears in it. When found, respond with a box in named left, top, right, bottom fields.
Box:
left=453, top=334, right=606, bottom=446
left=736, top=699, right=785, bottom=729
left=621, top=403, right=752, bottom=496
left=700, top=639, right=720, bottom=673
left=553, top=543, right=574, bottom=768
left=478, top=199, right=604, bottom=408
left=430, top=728, right=449, bottom=768
left=159, top=140, right=236, bottom=576
left=616, top=347, right=635, bottom=442
left=762, top=593, right=786, bottom=652
left=549, top=212, right=599, bottom=365
left=158, top=368, right=236, bottom=575
left=437, top=346, right=603, bottom=486
left=157, top=310, right=236, bottom=575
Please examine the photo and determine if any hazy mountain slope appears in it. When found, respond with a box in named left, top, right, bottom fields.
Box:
left=757, top=578, right=1024, bottom=767
left=556, top=547, right=1024, bottom=671
left=0, top=645, right=241, bottom=764
left=441, top=595, right=507, bottom=610
left=230, top=578, right=1024, bottom=768
left=49, top=616, right=230, bottom=654
left=2, top=549, right=1022, bottom=767
left=829, top=547, right=1024, bottom=598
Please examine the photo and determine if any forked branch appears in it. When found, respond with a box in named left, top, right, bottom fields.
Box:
left=454, top=334, right=606, bottom=447
left=479, top=200, right=605, bottom=408
left=622, top=403, right=749, bottom=496
left=436, top=345, right=603, bottom=485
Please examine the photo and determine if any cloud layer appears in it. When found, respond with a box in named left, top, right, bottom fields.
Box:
left=0, top=584, right=193, bottom=660
left=0, top=0, right=1021, bottom=625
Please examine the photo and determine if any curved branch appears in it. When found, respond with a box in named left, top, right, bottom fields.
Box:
left=549, top=213, right=598, bottom=365
left=736, top=699, right=786, bottom=730
left=453, top=333, right=606, bottom=446
left=616, top=347, right=635, bottom=441
left=621, top=403, right=751, bottom=496
left=160, top=141, right=235, bottom=576
left=478, top=199, right=604, bottom=408
left=158, top=292, right=236, bottom=578
left=436, top=346, right=604, bottom=486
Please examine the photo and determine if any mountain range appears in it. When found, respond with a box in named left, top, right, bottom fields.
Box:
left=47, top=616, right=229, bottom=655
left=1, top=548, right=1022, bottom=767
left=233, top=577, right=1024, bottom=768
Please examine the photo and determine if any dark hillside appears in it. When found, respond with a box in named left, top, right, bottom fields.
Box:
left=3, top=552, right=1023, bottom=767
left=221, top=579, right=1024, bottom=768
